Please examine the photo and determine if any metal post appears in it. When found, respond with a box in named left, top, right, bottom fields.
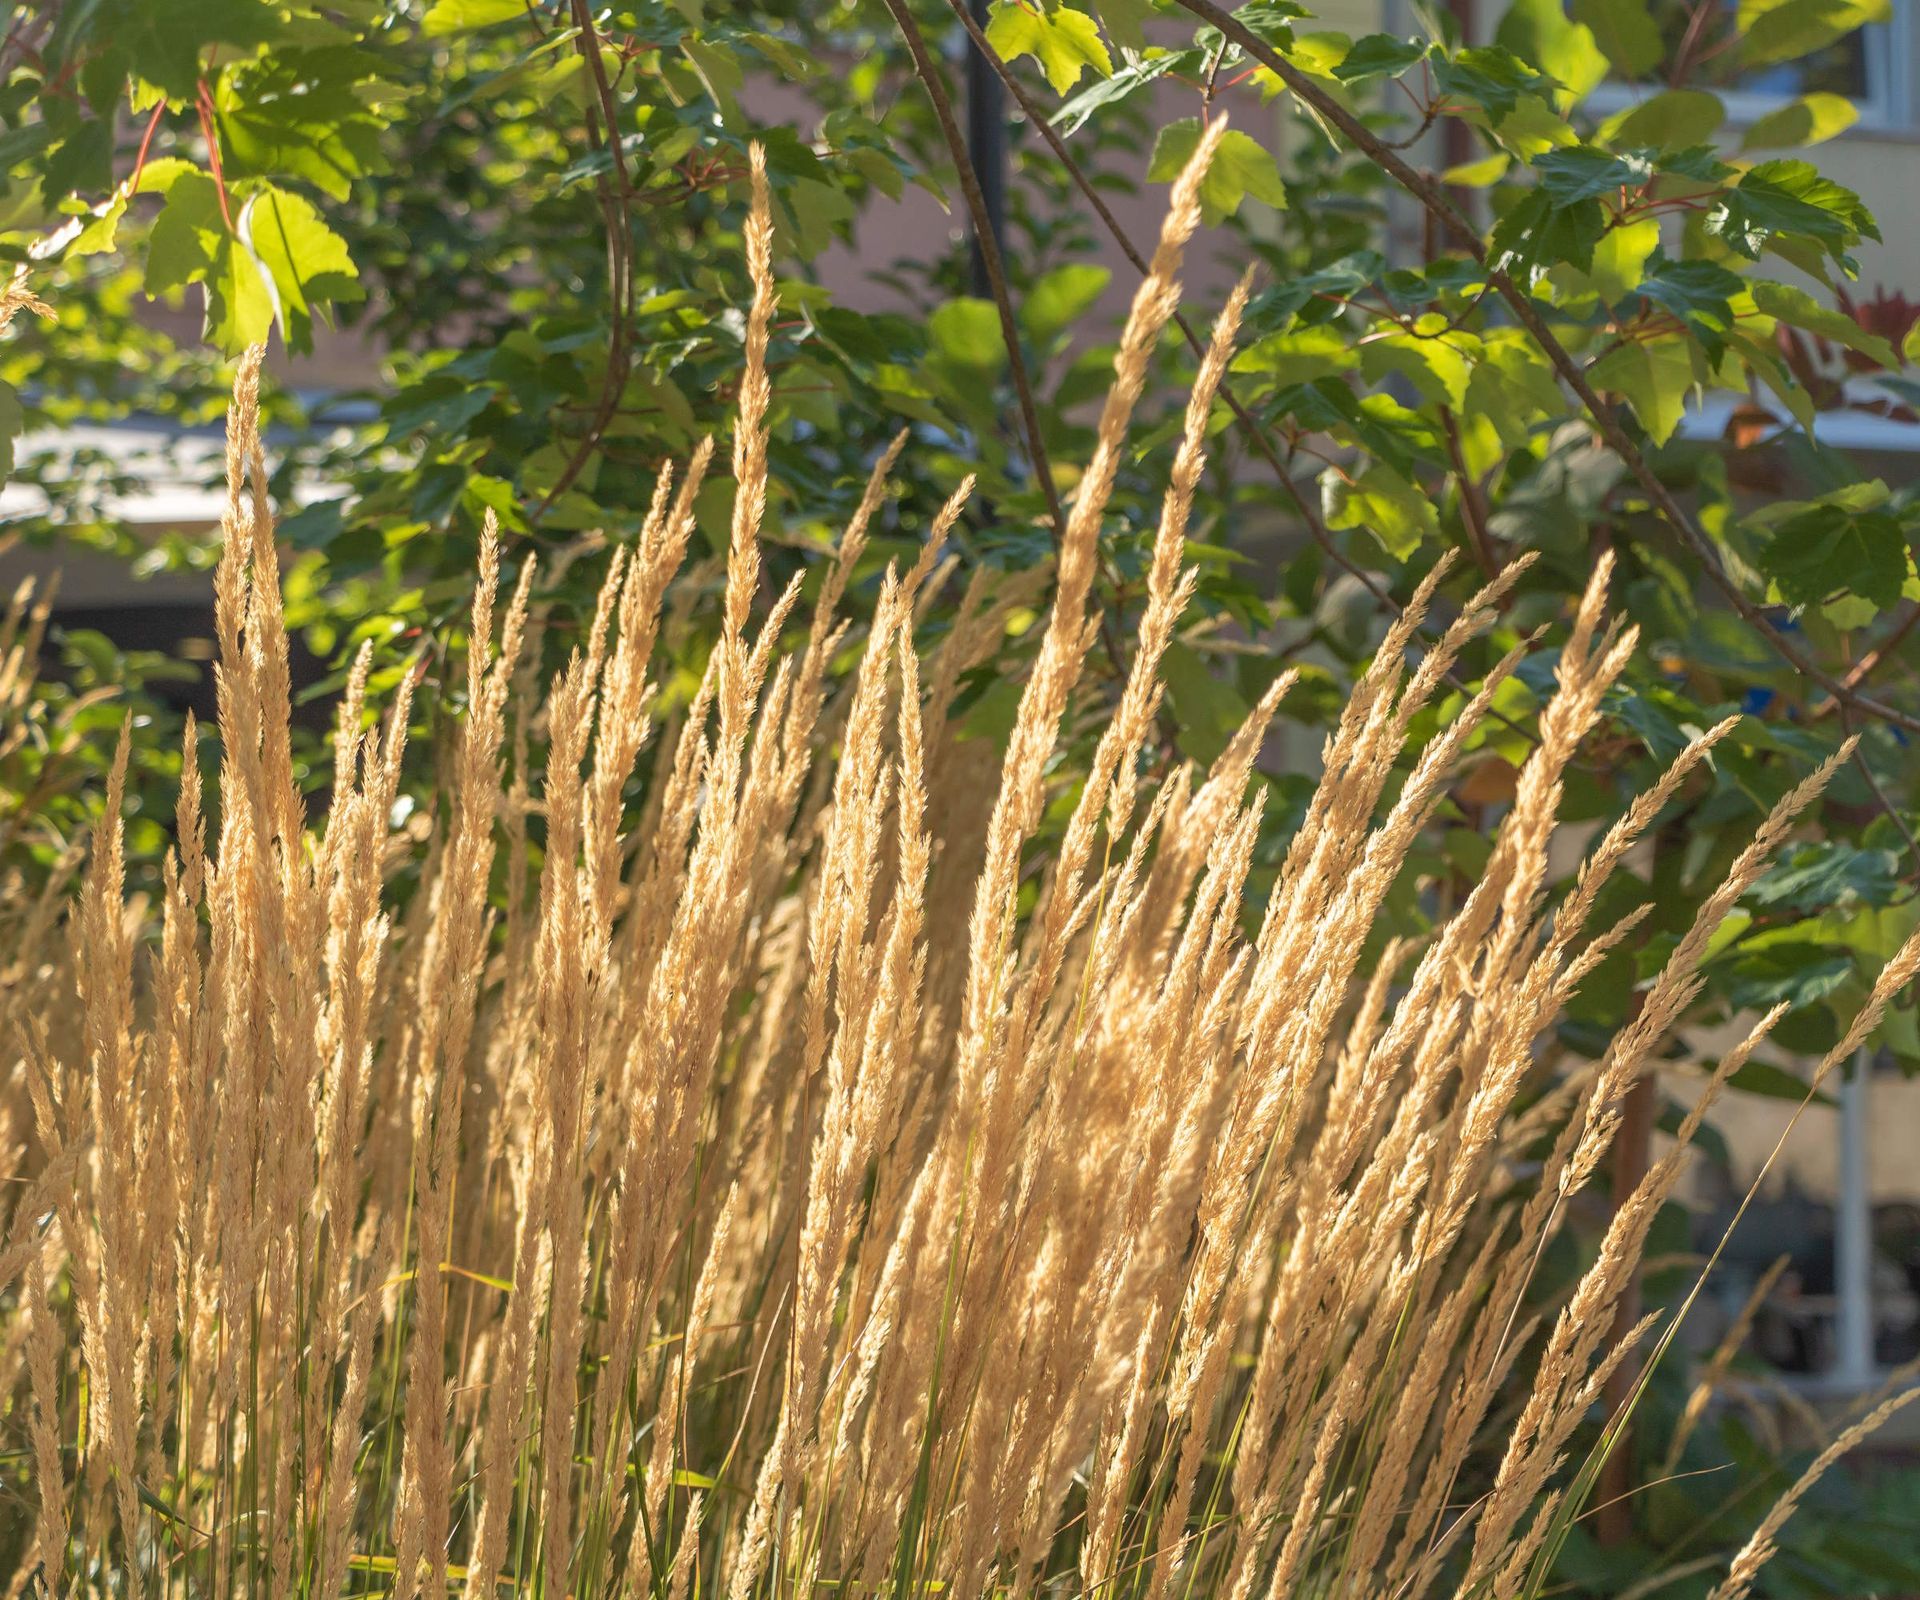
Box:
left=1835, top=1047, right=1876, bottom=1390
left=964, top=0, right=1006, bottom=299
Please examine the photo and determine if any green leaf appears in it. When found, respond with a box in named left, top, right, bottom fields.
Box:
left=1494, top=0, right=1608, bottom=101
left=1571, top=0, right=1664, bottom=74
left=1532, top=144, right=1655, bottom=204
left=1249, top=251, right=1383, bottom=325
left=1359, top=327, right=1475, bottom=410
left=1752, top=280, right=1897, bottom=369
left=1444, top=152, right=1512, bottom=186
left=1021, top=264, right=1110, bottom=342
left=1331, top=34, right=1426, bottom=83
left=69, top=193, right=127, bottom=257
left=1052, top=50, right=1188, bottom=136
left=422, top=0, right=526, bottom=35
left=132, top=156, right=198, bottom=197
left=215, top=56, right=390, bottom=203
left=1727, top=939, right=1854, bottom=1010
left=1636, top=255, right=1745, bottom=363
left=245, top=185, right=363, bottom=354
left=1728, top=1058, right=1836, bottom=1105
left=1490, top=187, right=1605, bottom=276
left=1466, top=335, right=1564, bottom=447
left=1095, top=0, right=1157, bottom=52
left=1738, top=0, right=1889, bottom=70
left=1146, top=119, right=1286, bottom=224
left=0, top=379, right=21, bottom=481
left=1234, top=324, right=1354, bottom=385
left=985, top=2, right=1113, bottom=94
left=1556, top=216, right=1660, bottom=304
left=1760, top=502, right=1910, bottom=608
left=1322, top=462, right=1437, bottom=558
left=144, top=170, right=276, bottom=351
left=1708, top=159, right=1878, bottom=269
left=1161, top=642, right=1249, bottom=766
left=1598, top=90, right=1726, bottom=151
left=0, top=123, right=56, bottom=179
left=1588, top=337, right=1696, bottom=445
left=926, top=298, right=1007, bottom=376
left=1752, top=840, right=1902, bottom=912
left=41, top=118, right=113, bottom=203
left=773, top=177, right=855, bottom=260
left=123, top=0, right=287, bottom=101
left=682, top=38, right=744, bottom=124
left=1430, top=45, right=1557, bottom=125
left=1741, top=91, right=1859, bottom=149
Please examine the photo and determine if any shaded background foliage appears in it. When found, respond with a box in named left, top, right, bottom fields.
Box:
left=3, top=0, right=1920, bottom=1591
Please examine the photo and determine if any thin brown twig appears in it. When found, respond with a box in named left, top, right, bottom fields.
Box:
left=1440, top=406, right=1498, bottom=578
left=1168, top=0, right=1920, bottom=738
left=1811, top=601, right=1920, bottom=717
left=531, top=0, right=635, bottom=524
left=882, top=0, right=1147, bottom=691
left=1839, top=706, right=1920, bottom=873
left=876, top=0, right=1067, bottom=548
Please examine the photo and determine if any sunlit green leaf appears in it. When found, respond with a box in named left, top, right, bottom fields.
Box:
left=1147, top=118, right=1287, bottom=223
left=1571, top=0, right=1664, bottom=74
left=421, top=0, right=526, bottom=35
left=1598, top=90, right=1726, bottom=151
left=1738, top=0, right=1889, bottom=70
left=1741, top=91, right=1859, bottom=148
left=1021, top=264, right=1110, bottom=343
left=245, top=185, right=364, bottom=353
left=1322, top=461, right=1437, bottom=558
left=1752, top=279, right=1897, bottom=369
left=926, top=298, right=1007, bottom=376
left=986, top=1, right=1113, bottom=94
left=1588, top=336, right=1696, bottom=445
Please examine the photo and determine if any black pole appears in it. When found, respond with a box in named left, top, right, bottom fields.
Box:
left=963, top=0, right=1006, bottom=299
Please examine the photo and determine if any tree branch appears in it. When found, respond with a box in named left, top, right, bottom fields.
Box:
left=878, top=0, right=1068, bottom=546
left=1167, top=0, right=1920, bottom=738
left=1440, top=406, right=1499, bottom=578
left=1812, top=601, right=1920, bottom=718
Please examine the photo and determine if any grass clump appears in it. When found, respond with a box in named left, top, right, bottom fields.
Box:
left=1, top=133, right=1912, bottom=1600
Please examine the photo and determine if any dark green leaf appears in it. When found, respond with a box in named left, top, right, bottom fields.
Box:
left=1332, top=34, right=1426, bottom=83
left=1708, top=160, right=1878, bottom=269
left=1726, top=941, right=1853, bottom=1010
left=1752, top=841, right=1902, bottom=912
left=1636, top=255, right=1745, bottom=363
left=1728, top=1059, right=1836, bottom=1105
left=1760, top=503, right=1909, bottom=609
left=1430, top=46, right=1557, bottom=124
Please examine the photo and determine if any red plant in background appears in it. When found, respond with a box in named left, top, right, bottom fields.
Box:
left=1726, top=286, right=1920, bottom=484
left=1766, top=284, right=1920, bottom=422
left=1834, top=285, right=1920, bottom=369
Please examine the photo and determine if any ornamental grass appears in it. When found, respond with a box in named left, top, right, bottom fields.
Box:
left=1, top=130, right=1910, bottom=1600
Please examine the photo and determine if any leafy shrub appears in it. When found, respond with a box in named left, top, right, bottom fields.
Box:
left=2, top=137, right=1913, bottom=1600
